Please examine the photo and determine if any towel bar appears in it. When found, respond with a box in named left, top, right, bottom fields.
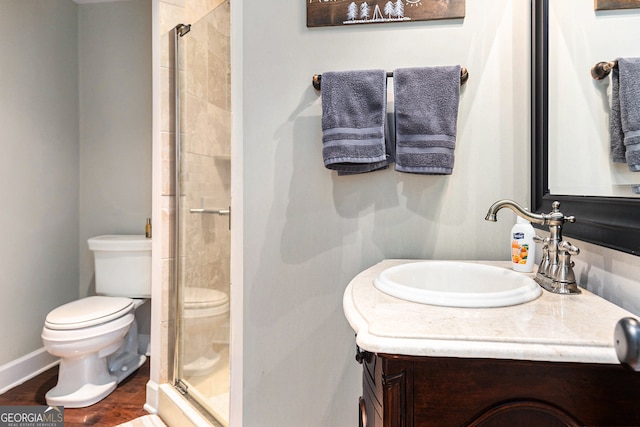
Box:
left=189, top=208, right=230, bottom=215
left=312, top=67, right=469, bottom=90
left=591, top=60, right=618, bottom=80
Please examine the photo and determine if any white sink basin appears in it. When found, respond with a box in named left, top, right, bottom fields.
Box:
left=373, top=261, right=542, bottom=308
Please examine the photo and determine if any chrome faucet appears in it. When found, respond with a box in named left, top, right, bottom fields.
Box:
left=485, top=199, right=581, bottom=294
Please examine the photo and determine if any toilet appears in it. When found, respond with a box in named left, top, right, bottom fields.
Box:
left=41, top=235, right=151, bottom=408
left=182, top=287, right=229, bottom=376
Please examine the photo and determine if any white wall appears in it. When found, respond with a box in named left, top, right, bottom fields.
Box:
left=0, top=0, right=151, bottom=368
left=78, top=0, right=152, bottom=297
left=241, top=1, right=530, bottom=425
left=0, top=0, right=79, bottom=365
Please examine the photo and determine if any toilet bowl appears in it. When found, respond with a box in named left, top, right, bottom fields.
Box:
left=182, top=287, right=229, bottom=376
left=41, top=235, right=151, bottom=408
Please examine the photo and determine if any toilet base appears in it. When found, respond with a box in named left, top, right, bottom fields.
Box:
left=45, top=354, right=118, bottom=408
left=45, top=353, right=147, bottom=408
left=44, top=315, right=147, bottom=408
left=110, top=353, right=147, bottom=383
left=46, top=381, right=117, bottom=408
left=108, top=318, right=147, bottom=383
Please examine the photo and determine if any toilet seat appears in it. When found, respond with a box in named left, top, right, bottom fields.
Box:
left=184, top=288, right=229, bottom=318
left=45, top=296, right=134, bottom=330
left=42, top=313, right=134, bottom=343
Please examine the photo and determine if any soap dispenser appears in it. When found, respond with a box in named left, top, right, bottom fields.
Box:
left=510, top=216, right=536, bottom=272
left=145, top=218, right=152, bottom=238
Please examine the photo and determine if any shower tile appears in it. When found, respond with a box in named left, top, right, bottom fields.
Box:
left=184, top=93, right=209, bottom=155
left=162, top=0, right=186, bottom=7
left=207, top=159, right=227, bottom=194
left=207, top=1, right=230, bottom=39
left=159, top=2, right=186, bottom=35
left=160, top=67, right=175, bottom=133
left=161, top=195, right=175, bottom=259
left=161, top=132, right=175, bottom=196
left=212, top=156, right=231, bottom=197
left=207, top=52, right=229, bottom=110
left=158, top=320, right=174, bottom=384
left=186, top=0, right=225, bottom=25
left=207, top=103, right=231, bottom=157
left=161, top=258, right=173, bottom=323
left=160, top=32, right=172, bottom=70
left=207, top=24, right=230, bottom=66
left=185, top=31, right=207, bottom=99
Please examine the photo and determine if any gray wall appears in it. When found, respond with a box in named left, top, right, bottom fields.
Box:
left=78, top=0, right=152, bottom=297
left=0, top=0, right=79, bottom=365
left=240, top=1, right=530, bottom=425
left=0, top=0, right=151, bottom=366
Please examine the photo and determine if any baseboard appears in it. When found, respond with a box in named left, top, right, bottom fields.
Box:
left=0, top=348, right=59, bottom=395
left=145, top=380, right=159, bottom=414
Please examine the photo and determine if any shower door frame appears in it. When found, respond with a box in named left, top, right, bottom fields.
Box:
left=169, top=9, right=240, bottom=424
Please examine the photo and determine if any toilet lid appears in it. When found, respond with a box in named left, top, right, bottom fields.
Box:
left=183, top=287, right=229, bottom=309
left=45, top=296, right=134, bottom=330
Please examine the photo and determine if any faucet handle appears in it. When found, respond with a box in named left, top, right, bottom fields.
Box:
left=564, top=215, right=576, bottom=224
left=533, top=235, right=548, bottom=245
left=558, top=240, right=580, bottom=256
left=553, top=240, right=581, bottom=294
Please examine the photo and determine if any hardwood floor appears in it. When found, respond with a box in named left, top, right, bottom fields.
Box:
left=0, top=359, right=150, bottom=427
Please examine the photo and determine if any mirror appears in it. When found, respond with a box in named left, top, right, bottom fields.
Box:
left=548, top=2, right=640, bottom=198
left=531, top=0, right=640, bottom=255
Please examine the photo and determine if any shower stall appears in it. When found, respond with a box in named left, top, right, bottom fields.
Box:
left=171, top=2, right=231, bottom=425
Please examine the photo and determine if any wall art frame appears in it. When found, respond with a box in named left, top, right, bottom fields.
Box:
left=307, top=0, right=465, bottom=28
left=595, top=0, right=640, bottom=11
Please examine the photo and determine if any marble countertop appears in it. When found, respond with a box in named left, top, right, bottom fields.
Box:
left=343, top=259, right=636, bottom=364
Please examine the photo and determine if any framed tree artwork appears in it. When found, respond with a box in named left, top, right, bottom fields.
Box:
left=595, top=0, right=640, bottom=10
left=307, top=0, right=465, bottom=28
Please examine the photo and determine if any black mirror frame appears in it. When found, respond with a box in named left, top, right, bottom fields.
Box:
left=531, top=0, right=640, bottom=256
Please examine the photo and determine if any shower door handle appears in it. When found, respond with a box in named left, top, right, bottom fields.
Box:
left=189, top=208, right=230, bottom=215
left=190, top=207, right=231, bottom=230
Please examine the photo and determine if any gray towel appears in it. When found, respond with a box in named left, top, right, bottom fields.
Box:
left=321, top=69, right=389, bottom=175
left=610, top=57, right=640, bottom=171
left=610, top=66, right=626, bottom=163
left=393, top=66, right=461, bottom=175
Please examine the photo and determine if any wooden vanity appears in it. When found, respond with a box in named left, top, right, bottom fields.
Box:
left=358, top=352, right=640, bottom=426
left=345, top=260, right=640, bottom=427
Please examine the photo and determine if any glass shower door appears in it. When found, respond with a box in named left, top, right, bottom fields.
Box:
left=174, top=2, right=231, bottom=425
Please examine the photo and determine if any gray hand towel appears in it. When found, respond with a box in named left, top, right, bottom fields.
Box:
left=610, top=66, right=626, bottom=163
left=321, top=69, right=389, bottom=175
left=393, top=66, right=461, bottom=175
left=610, top=57, right=640, bottom=171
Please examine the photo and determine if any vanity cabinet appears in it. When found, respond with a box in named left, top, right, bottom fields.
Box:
left=359, top=352, right=640, bottom=427
left=346, top=261, right=640, bottom=426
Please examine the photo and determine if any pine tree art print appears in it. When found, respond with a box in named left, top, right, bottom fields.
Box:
left=307, top=0, right=465, bottom=27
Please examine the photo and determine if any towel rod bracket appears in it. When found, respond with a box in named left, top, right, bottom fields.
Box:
left=591, top=60, right=618, bottom=80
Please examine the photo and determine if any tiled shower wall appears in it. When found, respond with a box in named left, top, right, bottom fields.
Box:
left=158, top=0, right=229, bottom=384
left=181, top=6, right=231, bottom=295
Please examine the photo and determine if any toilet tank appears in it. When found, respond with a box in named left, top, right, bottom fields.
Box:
left=88, top=235, right=151, bottom=298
